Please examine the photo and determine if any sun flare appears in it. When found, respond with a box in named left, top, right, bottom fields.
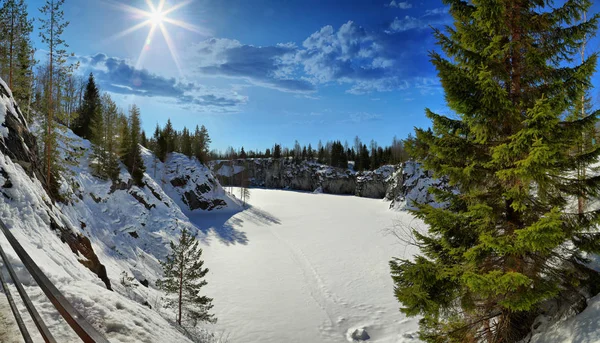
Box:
left=106, top=0, right=209, bottom=74
left=149, top=10, right=165, bottom=25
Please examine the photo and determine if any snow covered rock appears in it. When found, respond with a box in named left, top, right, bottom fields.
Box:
left=209, top=158, right=398, bottom=198
left=355, top=165, right=395, bottom=198
left=0, top=79, right=41, bottom=180
left=142, top=149, right=239, bottom=212
left=386, top=160, right=452, bottom=210
left=350, top=328, right=370, bottom=341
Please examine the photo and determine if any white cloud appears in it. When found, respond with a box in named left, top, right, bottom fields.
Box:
left=387, top=1, right=412, bottom=9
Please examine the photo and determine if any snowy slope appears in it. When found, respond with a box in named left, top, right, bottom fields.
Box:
left=200, top=188, right=424, bottom=342
left=0, top=77, right=236, bottom=342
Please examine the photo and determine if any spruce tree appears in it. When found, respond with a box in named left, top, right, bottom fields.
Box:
left=91, top=94, right=120, bottom=181
left=163, top=119, right=175, bottom=154
left=199, top=125, right=211, bottom=162
left=359, top=144, right=370, bottom=171
left=140, top=130, right=148, bottom=148
left=273, top=144, right=281, bottom=159
left=307, top=144, right=314, bottom=161
left=180, top=127, right=192, bottom=157
left=157, top=228, right=216, bottom=326
left=73, top=73, right=100, bottom=139
left=0, top=0, right=34, bottom=109
left=124, top=105, right=145, bottom=186
left=390, top=1, right=600, bottom=342
left=118, top=113, right=131, bottom=161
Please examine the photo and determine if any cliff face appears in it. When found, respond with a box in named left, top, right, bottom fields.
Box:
left=208, top=158, right=451, bottom=206
left=209, top=158, right=398, bottom=198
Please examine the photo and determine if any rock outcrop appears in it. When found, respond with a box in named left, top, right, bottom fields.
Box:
left=0, top=80, right=41, bottom=180
left=142, top=149, right=239, bottom=212
left=209, top=158, right=397, bottom=198
left=385, top=160, right=452, bottom=210
left=210, top=159, right=452, bottom=209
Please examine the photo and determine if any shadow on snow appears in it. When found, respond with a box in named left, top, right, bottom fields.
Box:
left=189, top=205, right=281, bottom=246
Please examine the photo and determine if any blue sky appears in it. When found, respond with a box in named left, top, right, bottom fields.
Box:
left=26, top=0, right=600, bottom=151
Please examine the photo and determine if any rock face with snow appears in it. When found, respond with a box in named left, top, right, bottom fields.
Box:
left=0, top=77, right=236, bottom=342
left=209, top=158, right=397, bottom=198
left=142, top=150, right=237, bottom=212
left=0, top=80, right=41, bottom=181
left=210, top=158, right=452, bottom=208
left=385, top=160, right=452, bottom=210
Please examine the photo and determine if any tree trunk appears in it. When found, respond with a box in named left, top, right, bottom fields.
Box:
left=178, top=253, right=183, bottom=325
left=9, top=7, right=14, bottom=89
left=46, top=0, right=55, bottom=189
left=578, top=11, right=587, bottom=215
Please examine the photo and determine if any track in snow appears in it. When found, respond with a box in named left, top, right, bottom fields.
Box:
left=195, top=188, right=424, bottom=343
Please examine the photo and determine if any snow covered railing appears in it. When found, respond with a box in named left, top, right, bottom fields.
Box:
left=0, top=219, right=110, bottom=343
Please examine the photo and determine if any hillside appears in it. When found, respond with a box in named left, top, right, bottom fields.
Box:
left=0, top=77, right=238, bottom=342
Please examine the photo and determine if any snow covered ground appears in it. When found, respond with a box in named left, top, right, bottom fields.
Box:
left=197, top=188, right=424, bottom=343
left=0, top=290, right=21, bottom=343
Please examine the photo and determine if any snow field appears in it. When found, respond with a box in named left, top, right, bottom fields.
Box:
left=197, top=188, right=424, bottom=342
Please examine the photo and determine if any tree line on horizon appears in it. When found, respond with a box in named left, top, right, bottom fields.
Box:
left=210, top=136, right=411, bottom=171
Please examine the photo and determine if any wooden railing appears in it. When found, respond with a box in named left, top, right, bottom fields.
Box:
left=0, top=219, right=110, bottom=342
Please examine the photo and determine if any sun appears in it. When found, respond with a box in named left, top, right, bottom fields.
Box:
left=106, top=0, right=209, bottom=74
left=149, top=9, right=165, bottom=25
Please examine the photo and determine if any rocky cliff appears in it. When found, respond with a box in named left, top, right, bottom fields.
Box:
left=209, top=158, right=450, bottom=206
left=209, top=158, right=397, bottom=198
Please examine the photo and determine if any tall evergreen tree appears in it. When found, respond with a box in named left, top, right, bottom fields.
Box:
left=163, top=118, right=175, bottom=154
left=91, top=94, right=120, bottom=181
left=140, top=130, right=148, bottom=148
left=180, top=127, right=192, bottom=157
left=123, top=104, right=145, bottom=186
left=273, top=144, right=281, bottom=159
left=0, top=0, right=35, bottom=109
left=73, top=73, right=100, bottom=139
left=39, top=0, right=72, bottom=197
left=157, top=228, right=216, bottom=326
left=390, top=2, right=600, bottom=342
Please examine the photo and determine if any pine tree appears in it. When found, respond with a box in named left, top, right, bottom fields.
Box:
left=198, top=125, right=211, bottom=162
left=39, top=0, right=72, bottom=197
left=118, top=113, right=130, bottom=161
left=359, top=144, right=370, bottom=171
left=0, top=0, right=33, bottom=95
left=73, top=73, right=100, bottom=139
left=91, top=94, right=120, bottom=180
left=140, top=130, right=148, bottom=148
left=157, top=228, right=216, bottom=326
left=273, top=144, right=281, bottom=159
left=390, top=2, right=600, bottom=342
left=163, top=119, right=175, bottom=154
left=307, top=144, right=314, bottom=161
left=180, top=127, right=192, bottom=157
left=124, top=105, right=145, bottom=186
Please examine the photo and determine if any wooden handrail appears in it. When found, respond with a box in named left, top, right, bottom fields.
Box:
left=0, top=253, right=34, bottom=343
left=0, top=219, right=110, bottom=343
